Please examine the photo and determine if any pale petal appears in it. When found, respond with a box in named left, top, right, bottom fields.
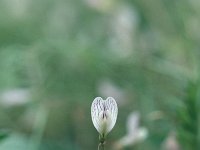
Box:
left=91, top=97, right=104, bottom=133
left=91, top=97, right=118, bottom=135
left=105, top=97, right=118, bottom=132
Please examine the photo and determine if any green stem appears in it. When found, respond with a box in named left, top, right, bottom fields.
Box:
left=102, top=143, right=105, bottom=150
left=98, top=134, right=106, bottom=150
left=98, top=143, right=105, bottom=150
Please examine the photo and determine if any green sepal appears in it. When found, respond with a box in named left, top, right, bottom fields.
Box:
left=99, top=134, right=106, bottom=144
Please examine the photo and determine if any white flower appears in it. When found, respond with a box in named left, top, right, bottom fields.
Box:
left=116, top=112, right=148, bottom=148
left=91, top=97, right=118, bottom=137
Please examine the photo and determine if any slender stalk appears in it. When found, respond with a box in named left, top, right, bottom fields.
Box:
left=98, top=143, right=101, bottom=150
left=101, top=143, right=105, bottom=150
left=98, top=143, right=105, bottom=150
left=98, top=134, right=106, bottom=150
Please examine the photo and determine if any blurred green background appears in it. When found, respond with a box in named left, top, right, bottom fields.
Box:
left=0, top=0, right=200, bottom=150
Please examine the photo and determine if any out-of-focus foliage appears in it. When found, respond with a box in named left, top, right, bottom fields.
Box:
left=176, top=82, right=200, bottom=150
left=0, top=0, right=200, bottom=150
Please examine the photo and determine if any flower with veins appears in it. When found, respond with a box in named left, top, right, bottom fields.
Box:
left=91, top=97, right=118, bottom=139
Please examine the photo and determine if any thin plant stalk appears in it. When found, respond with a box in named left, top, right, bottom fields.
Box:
left=98, top=142, right=105, bottom=150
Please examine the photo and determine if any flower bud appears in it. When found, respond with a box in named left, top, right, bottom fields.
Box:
left=91, top=97, right=118, bottom=137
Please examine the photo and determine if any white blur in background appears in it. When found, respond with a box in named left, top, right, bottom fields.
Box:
left=114, top=111, right=148, bottom=149
left=0, top=89, right=30, bottom=107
